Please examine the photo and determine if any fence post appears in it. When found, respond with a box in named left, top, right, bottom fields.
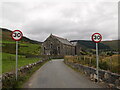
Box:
left=90, top=57, right=91, bottom=66
left=110, top=56, right=112, bottom=71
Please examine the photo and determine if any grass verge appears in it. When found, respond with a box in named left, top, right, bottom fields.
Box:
left=2, top=60, right=49, bottom=88
left=2, top=53, right=41, bottom=73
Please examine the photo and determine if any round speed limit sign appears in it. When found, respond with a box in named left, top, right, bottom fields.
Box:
left=92, top=33, right=102, bottom=43
left=11, top=30, right=23, bottom=41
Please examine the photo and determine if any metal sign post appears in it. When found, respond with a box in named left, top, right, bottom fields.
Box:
left=96, top=43, right=99, bottom=81
left=92, top=33, right=102, bottom=82
left=11, top=30, right=23, bottom=80
left=16, top=41, right=18, bottom=80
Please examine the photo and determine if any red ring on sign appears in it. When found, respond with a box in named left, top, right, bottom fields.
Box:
left=11, top=30, right=23, bottom=41
left=92, top=33, right=102, bottom=43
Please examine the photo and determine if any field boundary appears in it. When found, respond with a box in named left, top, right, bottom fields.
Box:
left=64, top=60, right=120, bottom=89
left=2, top=58, right=50, bottom=88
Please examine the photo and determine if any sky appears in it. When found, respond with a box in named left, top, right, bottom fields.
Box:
left=0, top=0, right=119, bottom=42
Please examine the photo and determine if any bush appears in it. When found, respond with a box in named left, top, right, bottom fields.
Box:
left=99, top=61, right=109, bottom=70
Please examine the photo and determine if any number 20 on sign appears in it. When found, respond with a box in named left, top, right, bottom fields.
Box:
left=11, top=30, right=23, bottom=80
left=92, top=33, right=102, bottom=82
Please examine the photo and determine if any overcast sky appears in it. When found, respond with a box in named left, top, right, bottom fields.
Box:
left=1, top=0, right=118, bottom=42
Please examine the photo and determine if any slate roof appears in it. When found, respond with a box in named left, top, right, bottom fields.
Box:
left=51, top=34, right=74, bottom=46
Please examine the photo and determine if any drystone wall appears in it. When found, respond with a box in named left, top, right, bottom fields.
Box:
left=2, top=58, right=49, bottom=88
left=64, top=61, right=120, bottom=89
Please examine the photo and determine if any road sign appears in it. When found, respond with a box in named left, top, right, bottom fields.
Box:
left=92, top=33, right=102, bottom=43
left=11, top=30, right=23, bottom=41
left=11, top=30, right=23, bottom=80
left=91, top=33, right=102, bottom=82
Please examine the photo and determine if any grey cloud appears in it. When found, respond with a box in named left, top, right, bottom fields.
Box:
left=2, top=2, right=118, bottom=42
left=2, top=2, right=27, bottom=23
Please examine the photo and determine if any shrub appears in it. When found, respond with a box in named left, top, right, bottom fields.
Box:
left=99, top=61, right=109, bottom=70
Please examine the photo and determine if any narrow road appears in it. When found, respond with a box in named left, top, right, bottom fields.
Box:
left=24, top=59, right=103, bottom=88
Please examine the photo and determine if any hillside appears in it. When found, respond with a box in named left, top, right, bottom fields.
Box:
left=1, top=28, right=43, bottom=74
left=70, top=40, right=111, bottom=50
left=1, top=28, right=42, bottom=44
left=1, top=28, right=42, bottom=55
left=101, top=40, right=120, bottom=51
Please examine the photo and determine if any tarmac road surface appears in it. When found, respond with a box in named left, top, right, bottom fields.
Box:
left=24, top=59, right=103, bottom=88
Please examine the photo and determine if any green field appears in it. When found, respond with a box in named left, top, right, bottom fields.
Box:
left=2, top=41, right=16, bottom=44
left=2, top=53, right=41, bottom=73
left=2, top=42, right=41, bottom=73
left=19, top=43, right=41, bottom=56
left=2, top=42, right=41, bottom=55
left=1, top=28, right=42, bottom=74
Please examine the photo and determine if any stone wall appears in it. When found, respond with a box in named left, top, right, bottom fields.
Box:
left=64, top=61, right=120, bottom=89
left=2, top=58, right=49, bottom=88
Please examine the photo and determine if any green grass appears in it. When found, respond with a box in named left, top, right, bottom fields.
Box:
left=2, top=59, right=48, bottom=88
left=2, top=40, right=41, bottom=73
left=2, top=42, right=41, bottom=56
left=19, top=43, right=41, bottom=55
left=2, top=41, right=15, bottom=44
left=2, top=53, right=41, bottom=73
